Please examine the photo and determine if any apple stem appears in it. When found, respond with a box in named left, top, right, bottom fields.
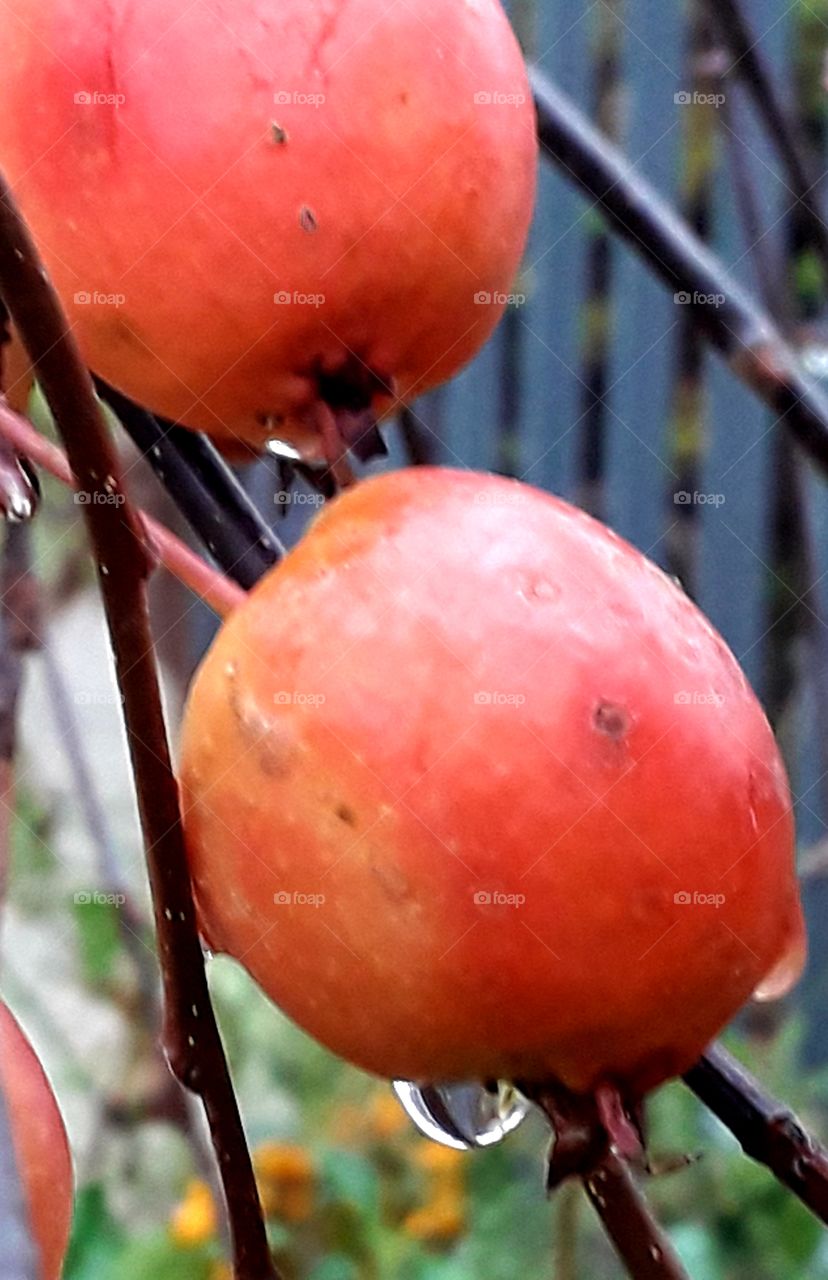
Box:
left=0, top=174, right=279, bottom=1280
left=521, top=1080, right=690, bottom=1280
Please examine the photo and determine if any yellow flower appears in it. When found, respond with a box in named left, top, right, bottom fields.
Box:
left=403, top=1199, right=466, bottom=1244
left=414, top=1143, right=465, bottom=1176
left=253, top=1142, right=315, bottom=1222
left=404, top=1140, right=467, bottom=1245
left=169, top=1178, right=218, bottom=1246
left=367, top=1091, right=409, bottom=1140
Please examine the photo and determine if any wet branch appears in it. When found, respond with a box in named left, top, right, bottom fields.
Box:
left=96, top=379, right=283, bottom=588
left=709, top=0, right=828, bottom=276
left=683, top=1044, right=828, bottom=1223
left=0, top=397, right=243, bottom=617
left=524, top=1082, right=690, bottom=1280
left=0, top=174, right=278, bottom=1279
left=530, top=66, right=828, bottom=477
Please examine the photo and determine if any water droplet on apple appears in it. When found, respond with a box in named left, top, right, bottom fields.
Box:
left=751, top=927, right=806, bottom=1002
left=264, top=437, right=304, bottom=462
left=392, top=1080, right=530, bottom=1149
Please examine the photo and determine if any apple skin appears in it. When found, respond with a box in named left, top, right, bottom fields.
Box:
left=0, top=0, right=536, bottom=456
left=0, top=1003, right=73, bottom=1279
left=179, top=468, right=805, bottom=1095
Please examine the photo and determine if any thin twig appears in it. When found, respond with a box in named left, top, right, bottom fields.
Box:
left=553, top=1179, right=581, bottom=1280
left=530, top=66, right=828, bottom=477
left=683, top=1044, right=828, bottom=1223
left=708, top=0, right=828, bottom=276
left=583, top=1154, right=689, bottom=1280
left=96, top=379, right=284, bottom=587
left=39, top=637, right=226, bottom=1225
left=0, top=174, right=278, bottom=1279
left=719, top=86, right=786, bottom=318
left=0, top=397, right=243, bottom=617
left=524, top=1083, right=690, bottom=1280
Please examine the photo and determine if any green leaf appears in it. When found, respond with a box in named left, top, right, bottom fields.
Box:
left=308, top=1255, right=361, bottom=1280
left=63, top=1184, right=126, bottom=1280
left=72, top=897, right=122, bottom=986
left=111, top=1234, right=214, bottom=1280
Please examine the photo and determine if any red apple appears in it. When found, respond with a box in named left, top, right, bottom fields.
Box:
left=0, top=1002, right=73, bottom=1279
left=0, top=0, right=536, bottom=457
left=179, top=468, right=805, bottom=1095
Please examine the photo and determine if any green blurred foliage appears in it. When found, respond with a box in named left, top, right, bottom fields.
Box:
left=41, top=935, right=828, bottom=1280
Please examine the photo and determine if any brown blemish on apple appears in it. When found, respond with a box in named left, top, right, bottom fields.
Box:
left=227, top=674, right=297, bottom=778
left=593, top=701, right=629, bottom=741
left=336, top=803, right=357, bottom=828
left=371, top=860, right=411, bottom=902
left=300, top=206, right=318, bottom=232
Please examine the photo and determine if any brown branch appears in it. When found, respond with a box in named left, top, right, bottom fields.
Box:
left=522, top=1082, right=690, bottom=1280
left=708, top=0, right=828, bottom=277
left=0, top=397, right=243, bottom=618
left=0, top=175, right=278, bottom=1278
left=683, top=1044, right=828, bottom=1224
left=583, top=1153, right=689, bottom=1280
left=531, top=66, right=828, bottom=478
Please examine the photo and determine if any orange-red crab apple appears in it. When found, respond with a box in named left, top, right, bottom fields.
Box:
left=0, top=0, right=537, bottom=458
left=180, top=468, right=805, bottom=1095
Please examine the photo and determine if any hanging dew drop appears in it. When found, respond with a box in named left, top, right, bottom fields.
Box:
left=264, top=437, right=304, bottom=462
left=752, top=924, right=807, bottom=1002
left=392, top=1080, right=531, bottom=1150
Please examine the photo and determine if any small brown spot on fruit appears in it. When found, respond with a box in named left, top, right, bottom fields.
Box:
left=336, top=803, right=357, bottom=828
left=594, top=701, right=629, bottom=740
left=372, top=860, right=410, bottom=902
left=270, top=121, right=288, bottom=144
left=300, top=206, right=318, bottom=232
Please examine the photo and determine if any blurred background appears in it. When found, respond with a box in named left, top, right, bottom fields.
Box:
left=7, top=0, right=828, bottom=1277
